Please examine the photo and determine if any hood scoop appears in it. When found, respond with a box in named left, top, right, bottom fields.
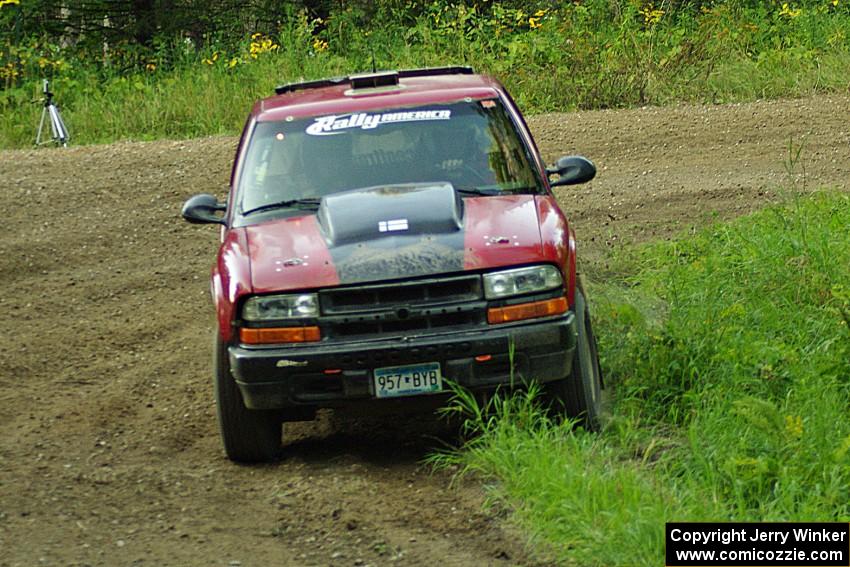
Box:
left=317, top=183, right=462, bottom=246
left=317, top=183, right=466, bottom=284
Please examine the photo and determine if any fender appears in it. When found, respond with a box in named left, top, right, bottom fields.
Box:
left=535, top=195, right=575, bottom=306
left=213, top=228, right=253, bottom=342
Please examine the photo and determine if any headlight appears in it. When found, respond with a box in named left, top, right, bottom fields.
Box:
left=483, top=265, right=563, bottom=299
left=242, top=293, right=319, bottom=321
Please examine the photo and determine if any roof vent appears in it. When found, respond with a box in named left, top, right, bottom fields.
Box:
left=273, top=66, right=475, bottom=95
left=275, top=76, right=346, bottom=95
left=349, top=71, right=400, bottom=90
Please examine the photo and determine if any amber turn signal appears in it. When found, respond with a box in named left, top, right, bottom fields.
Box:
left=487, top=297, right=568, bottom=324
left=239, top=326, right=321, bottom=344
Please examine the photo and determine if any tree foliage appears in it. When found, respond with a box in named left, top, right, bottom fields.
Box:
left=1, top=0, right=336, bottom=49
left=7, top=0, right=547, bottom=52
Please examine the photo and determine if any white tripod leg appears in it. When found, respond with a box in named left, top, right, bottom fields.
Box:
left=48, top=104, right=69, bottom=147
left=36, top=105, right=48, bottom=146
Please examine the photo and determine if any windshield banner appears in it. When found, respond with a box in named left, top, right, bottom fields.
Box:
left=306, top=110, right=451, bottom=136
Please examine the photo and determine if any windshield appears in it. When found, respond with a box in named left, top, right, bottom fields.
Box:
left=238, top=99, right=540, bottom=215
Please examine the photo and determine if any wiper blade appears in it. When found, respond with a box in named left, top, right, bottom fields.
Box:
left=454, top=186, right=503, bottom=196
left=454, top=185, right=536, bottom=196
left=244, top=197, right=322, bottom=215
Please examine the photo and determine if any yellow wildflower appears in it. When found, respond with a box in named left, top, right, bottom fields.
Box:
left=249, top=34, right=279, bottom=59
left=779, top=3, right=802, bottom=17
left=0, top=0, right=21, bottom=7
left=312, top=38, right=329, bottom=52
left=639, top=5, right=665, bottom=25
left=528, top=17, right=542, bottom=29
left=0, top=62, right=18, bottom=79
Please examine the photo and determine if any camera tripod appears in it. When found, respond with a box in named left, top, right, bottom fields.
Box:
left=35, top=79, right=69, bottom=147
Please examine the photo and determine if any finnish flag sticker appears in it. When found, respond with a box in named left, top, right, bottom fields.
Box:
left=378, top=219, right=409, bottom=233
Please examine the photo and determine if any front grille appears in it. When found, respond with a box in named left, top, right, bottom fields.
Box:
left=320, top=274, right=482, bottom=313
left=318, top=274, right=485, bottom=339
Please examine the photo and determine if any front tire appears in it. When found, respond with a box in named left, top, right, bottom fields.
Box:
left=546, top=289, right=603, bottom=430
left=214, top=335, right=282, bottom=462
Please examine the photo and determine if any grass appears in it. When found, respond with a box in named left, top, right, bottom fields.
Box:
left=430, top=191, right=850, bottom=565
left=2, top=0, right=850, bottom=148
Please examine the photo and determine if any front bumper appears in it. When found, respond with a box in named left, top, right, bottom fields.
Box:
left=229, top=313, right=576, bottom=410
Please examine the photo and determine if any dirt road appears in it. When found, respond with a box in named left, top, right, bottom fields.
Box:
left=1, top=94, right=848, bottom=567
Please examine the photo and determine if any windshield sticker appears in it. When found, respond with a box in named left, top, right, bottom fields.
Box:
left=306, top=110, right=451, bottom=136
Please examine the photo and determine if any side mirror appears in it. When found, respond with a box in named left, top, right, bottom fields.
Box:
left=546, top=156, right=596, bottom=187
left=182, top=193, right=226, bottom=225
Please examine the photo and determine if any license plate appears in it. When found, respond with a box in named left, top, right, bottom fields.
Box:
left=373, top=362, right=443, bottom=399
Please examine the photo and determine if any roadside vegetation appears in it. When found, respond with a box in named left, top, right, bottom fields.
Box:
left=432, top=188, right=850, bottom=565
left=2, top=0, right=850, bottom=148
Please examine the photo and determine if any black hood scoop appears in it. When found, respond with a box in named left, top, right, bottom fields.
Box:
left=317, top=183, right=466, bottom=284
left=318, top=182, right=462, bottom=245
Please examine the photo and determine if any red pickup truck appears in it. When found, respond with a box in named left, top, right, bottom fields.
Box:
left=182, top=67, right=602, bottom=462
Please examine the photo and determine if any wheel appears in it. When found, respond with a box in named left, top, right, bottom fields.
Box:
left=546, top=288, right=603, bottom=430
left=214, top=335, right=282, bottom=462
